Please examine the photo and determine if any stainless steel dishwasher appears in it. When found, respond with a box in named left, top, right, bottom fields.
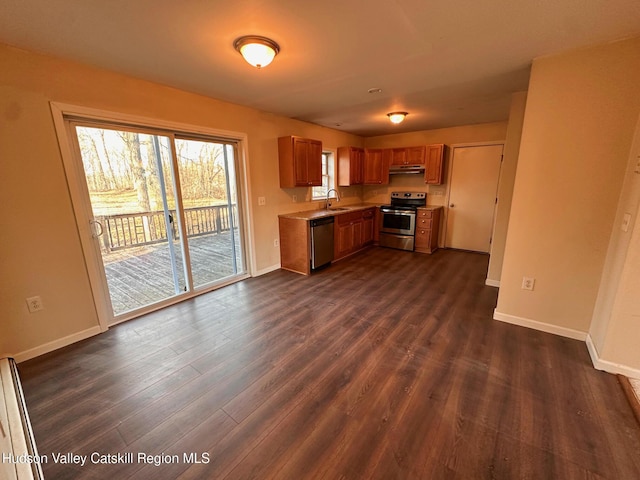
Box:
left=310, top=216, right=334, bottom=270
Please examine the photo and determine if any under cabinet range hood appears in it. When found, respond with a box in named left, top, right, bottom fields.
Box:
left=389, top=164, right=425, bottom=175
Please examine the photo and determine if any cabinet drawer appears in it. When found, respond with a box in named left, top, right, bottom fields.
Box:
left=415, top=230, right=429, bottom=246
left=417, top=210, right=433, bottom=219
left=336, top=211, right=361, bottom=224
left=417, top=218, right=433, bottom=229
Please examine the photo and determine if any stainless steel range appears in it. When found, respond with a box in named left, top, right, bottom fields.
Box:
left=379, top=191, right=427, bottom=251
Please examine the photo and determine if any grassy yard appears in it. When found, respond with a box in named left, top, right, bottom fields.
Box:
left=89, top=189, right=226, bottom=216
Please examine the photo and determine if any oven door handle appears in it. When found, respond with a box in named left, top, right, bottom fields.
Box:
left=381, top=209, right=415, bottom=216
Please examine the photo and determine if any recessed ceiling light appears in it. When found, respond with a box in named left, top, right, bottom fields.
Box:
left=368, top=88, right=383, bottom=94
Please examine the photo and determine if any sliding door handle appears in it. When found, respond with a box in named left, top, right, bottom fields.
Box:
left=90, top=219, right=104, bottom=238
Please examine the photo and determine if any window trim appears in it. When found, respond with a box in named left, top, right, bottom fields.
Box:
left=311, top=149, right=336, bottom=201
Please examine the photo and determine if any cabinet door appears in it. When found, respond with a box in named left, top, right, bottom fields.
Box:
left=306, top=139, right=323, bottom=186
left=293, top=137, right=309, bottom=185
left=364, top=149, right=385, bottom=184
left=362, top=209, right=375, bottom=245
left=353, top=218, right=363, bottom=250
left=354, top=148, right=364, bottom=184
left=335, top=221, right=354, bottom=259
left=406, top=146, right=426, bottom=164
left=391, top=148, right=407, bottom=165
left=338, top=147, right=364, bottom=186
left=425, top=144, right=445, bottom=184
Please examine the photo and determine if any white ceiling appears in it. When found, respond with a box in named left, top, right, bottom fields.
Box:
left=1, top=0, right=640, bottom=136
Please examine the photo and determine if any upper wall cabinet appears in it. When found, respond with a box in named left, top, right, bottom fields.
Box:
left=338, top=146, right=364, bottom=186
left=407, top=146, right=426, bottom=164
left=425, top=144, right=446, bottom=185
left=363, top=148, right=390, bottom=185
left=278, top=136, right=323, bottom=188
left=338, top=142, right=446, bottom=185
left=391, top=146, right=426, bottom=165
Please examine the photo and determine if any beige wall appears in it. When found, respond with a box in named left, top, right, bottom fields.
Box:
left=590, top=113, right=640, bottom=372
left=496, top=37, right=640, bottom=337
left=0, top=44, right=362, bottom=357
left=487, top=92, right=528, bottom=284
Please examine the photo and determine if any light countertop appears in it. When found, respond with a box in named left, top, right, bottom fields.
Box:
left=279, top=203, right=443, bottom=221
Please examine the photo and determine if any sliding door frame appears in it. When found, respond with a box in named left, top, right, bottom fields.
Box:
left=50, top=102, right=256, bottom=331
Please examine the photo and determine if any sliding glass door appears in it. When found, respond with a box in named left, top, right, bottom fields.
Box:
left=69, top=122, right=246, bottom=322
left=175, top=138, right=243, bottom=288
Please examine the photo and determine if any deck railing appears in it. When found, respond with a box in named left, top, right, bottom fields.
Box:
left=96, top=204, right=238, bottom=251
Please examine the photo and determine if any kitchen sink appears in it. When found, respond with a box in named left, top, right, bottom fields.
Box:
left=326, top=207, right=350, bottom=211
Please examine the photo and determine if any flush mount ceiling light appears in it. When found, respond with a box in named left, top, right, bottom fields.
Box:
left=233, top=35, right=280, bottom=69
left=387, top=111, right=408, bottom=124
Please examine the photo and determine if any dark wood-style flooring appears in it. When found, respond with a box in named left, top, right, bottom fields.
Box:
left=18, top=248, right=640, bottom=479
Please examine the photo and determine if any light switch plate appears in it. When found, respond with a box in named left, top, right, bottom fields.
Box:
left=622, top=212, right=632, bottom=232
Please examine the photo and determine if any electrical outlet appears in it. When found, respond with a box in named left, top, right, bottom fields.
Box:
left=258, top=196, right=266, bottom=206
left=292, top=195, right=297, bottom=203
left=26, top=296, right=44, bottom=313
left=521, top=277, right=535, bottom=291
left=622, top=212, right=632, bottom=232
left=274, top=239, right=279, bottom=247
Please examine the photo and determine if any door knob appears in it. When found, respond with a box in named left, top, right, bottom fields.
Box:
left=450, top=204, right=455, bottom=208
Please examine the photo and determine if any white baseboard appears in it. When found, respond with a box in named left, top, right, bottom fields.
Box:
left=13, top=325, right=103, bottom=363
left=586, top=334, right=640, bottom=379
left=485, top=278, right=500, bottom=287
left=252, top=264, right=281, bottom=277
left=493, top=310, right=587, bottom=341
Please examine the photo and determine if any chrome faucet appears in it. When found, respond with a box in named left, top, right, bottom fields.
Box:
left=326, top=188, right=340, bottom=209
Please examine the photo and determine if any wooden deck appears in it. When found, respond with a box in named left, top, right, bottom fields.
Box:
left=103, top=230, right=243, bottom=315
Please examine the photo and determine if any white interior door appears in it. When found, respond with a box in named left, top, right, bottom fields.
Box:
left=445, top=144, right=503, bottom=253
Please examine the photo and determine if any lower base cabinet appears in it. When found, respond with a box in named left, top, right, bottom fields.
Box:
left=334, top=208, right=376, bottom=261
left=279, top=207, right=377, bottom=275
left=414, top=207, right=442, bottom=254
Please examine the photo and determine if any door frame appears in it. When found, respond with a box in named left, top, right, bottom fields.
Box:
left=50, top=102, right=255, bottom=331
left=442, top=141, right=505, bottom=254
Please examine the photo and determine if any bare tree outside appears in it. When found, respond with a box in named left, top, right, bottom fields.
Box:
left=76, top=127, right=230, bottom=215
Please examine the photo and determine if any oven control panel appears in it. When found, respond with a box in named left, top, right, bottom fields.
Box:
left=391, top=191, right=426, bottom=200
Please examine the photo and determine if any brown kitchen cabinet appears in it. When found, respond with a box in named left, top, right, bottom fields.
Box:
left=407, top=146, right=426, bottom=164
left=338, top=146, right=364, bottom=186
left=278, top=136, right=323, bottom=188
left=391, top=146, right=426, bottom=165
left=279, top=216, right=312, bottom=275
left=414, top=207, right=442, bottom=254
left=361, top=208, right=375, bottom=245
left=279, top=207, right=377, bottom=275
left=391, top=148, right=408, bottom=165
left=425, top=144, right=445, bottom=185
left=363, top=148, right=390, bottom=184
left=334, top=207, right=376, bottom=261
